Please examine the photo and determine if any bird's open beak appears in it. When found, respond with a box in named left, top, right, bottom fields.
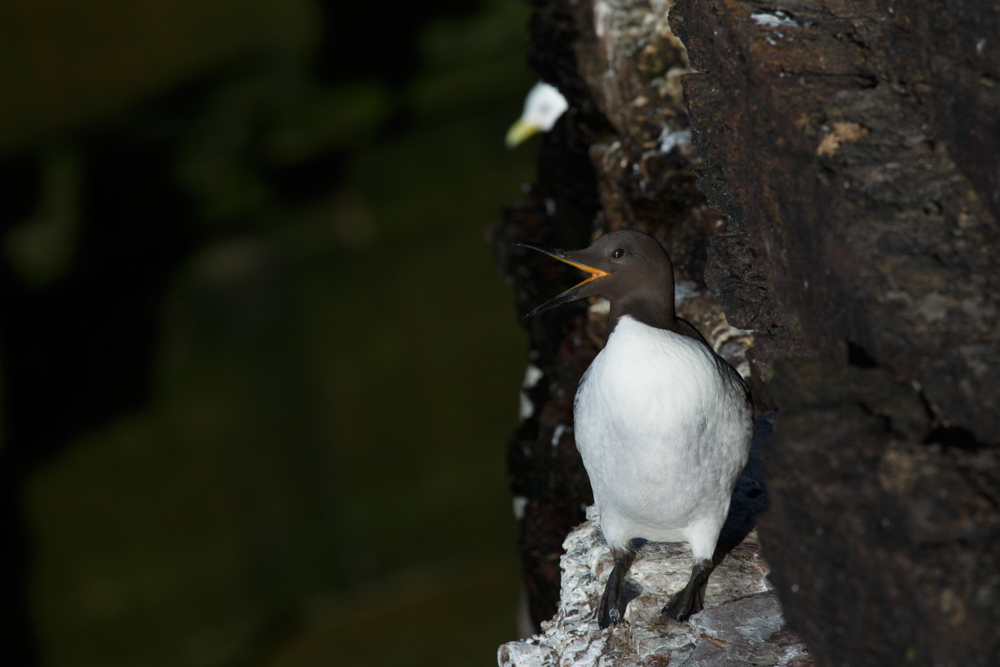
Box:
left=517, top=243, right=609, bottom=317
left=505, top=119, right=541, bottom=149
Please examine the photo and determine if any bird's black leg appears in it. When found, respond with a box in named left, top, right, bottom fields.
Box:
left=598, top=538, right=645, bottom=629
left=660, top=559, right=714, bottom=623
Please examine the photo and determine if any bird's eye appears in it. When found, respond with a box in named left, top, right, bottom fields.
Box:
left=612, top=248, right=625, bottom=259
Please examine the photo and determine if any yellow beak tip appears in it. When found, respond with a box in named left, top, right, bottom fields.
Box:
left=505, top=119, right=541, bottom=149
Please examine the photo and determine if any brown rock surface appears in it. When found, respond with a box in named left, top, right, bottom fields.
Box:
left=672, top=0, right=1000, bottom=437
left=669, top=0, right=1000, bottom=664
left=763, top=360, right=1000, bottom=666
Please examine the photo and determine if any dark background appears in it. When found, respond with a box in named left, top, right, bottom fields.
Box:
left=0, top=0, right=537, bottom=664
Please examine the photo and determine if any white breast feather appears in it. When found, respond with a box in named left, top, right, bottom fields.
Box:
left=574, top=316, right=752, bottom=560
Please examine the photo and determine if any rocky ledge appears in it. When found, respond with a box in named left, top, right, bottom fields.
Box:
left=499, top=508, right=811, bottom=667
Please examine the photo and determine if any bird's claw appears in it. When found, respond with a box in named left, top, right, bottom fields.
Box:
left=659, top=563, right=711, bottom=623
left=598, top=577, right=639, bottom=629
left=660, top=587, right=704, bottom=623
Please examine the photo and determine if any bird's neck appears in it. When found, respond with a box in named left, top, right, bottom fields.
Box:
left=609, top=291, right=676, bottom=334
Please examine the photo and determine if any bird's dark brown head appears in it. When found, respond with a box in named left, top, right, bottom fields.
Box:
left=519, top=230, right=676, bottom=330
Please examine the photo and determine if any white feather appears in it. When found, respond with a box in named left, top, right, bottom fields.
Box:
left=574, top=316, right=753, bottom=561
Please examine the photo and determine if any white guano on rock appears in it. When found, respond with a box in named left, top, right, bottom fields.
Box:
left=498, top=508, right=812, bottom=667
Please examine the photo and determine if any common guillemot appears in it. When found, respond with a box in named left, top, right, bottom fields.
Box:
left=520, top=230, right=754, bottom=627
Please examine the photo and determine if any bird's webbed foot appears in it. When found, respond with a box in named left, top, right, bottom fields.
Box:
left=598, top=573, right=639, bottom=629
left=659, top=561, right=713, bottom=623
left=597, top=539, right=645, bottom=629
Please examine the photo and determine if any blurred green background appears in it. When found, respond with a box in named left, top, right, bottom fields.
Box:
left=0, top=0, right=537, bottom=665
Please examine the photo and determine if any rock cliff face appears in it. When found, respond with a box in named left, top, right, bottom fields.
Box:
left=495, top=0, right=1000, bottom=665
left=672, top=1, right=1000, bottom=665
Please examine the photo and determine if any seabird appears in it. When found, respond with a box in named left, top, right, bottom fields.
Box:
left=520, top=230, right=754, bottom=627
left=505, top=82, right=568, bottom=148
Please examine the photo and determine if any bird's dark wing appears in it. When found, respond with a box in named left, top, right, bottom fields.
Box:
left=674, top=317, right=713, bottom=349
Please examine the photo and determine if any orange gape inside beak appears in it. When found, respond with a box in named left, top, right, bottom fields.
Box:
left=549, top=254, right=609, bottom=290
left=517, top=241, right=611, bottom=318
